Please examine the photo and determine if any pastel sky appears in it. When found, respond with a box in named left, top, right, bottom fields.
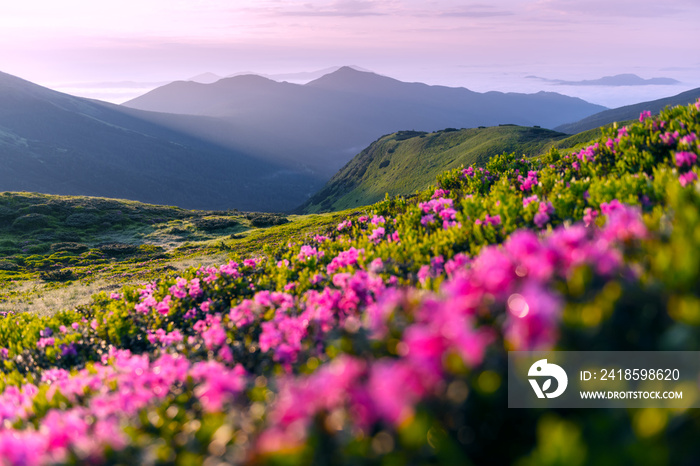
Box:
left=1, top=0, right=699, bottom=106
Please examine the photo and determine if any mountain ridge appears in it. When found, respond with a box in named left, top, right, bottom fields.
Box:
left=123, top=66, right=606, bottom=180
left=527, top=73, right=681, bottom=87
left=0, top=67, right=609, bottom=212
left=0, top=71, right=321, bottom=211
left=555, top=86, right=700, bottom=133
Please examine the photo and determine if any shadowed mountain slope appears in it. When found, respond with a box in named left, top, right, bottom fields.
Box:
left=0, top=71, right=321, bottom=211
left=555, top=87, right=700, bottom=134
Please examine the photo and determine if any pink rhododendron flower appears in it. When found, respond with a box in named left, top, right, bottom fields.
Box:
left=679, top=133, right=698, bottom=147
left=369, top=258, right=384, bottom=273
left=484, top=214, right=501, bottom=226
left=421, top=214, right=435, bottom=226
left=504, top=283, right=561, bottom=350
left=37, top=337, right=55, bottom=349
left=219, top=260, right=240, bottom=276
left=600, top=199, right=623, bottom=215
left=432, top=188, right=450, bottom=199
left=679, top=171, right=698, bottom=187
left=675, top=151, right=697, bottom=168
left=601, top=203, right=647, bottom=242
left=583, top=207, right=598, bottom=227
left=326, top=247, right=364, bottom=274
left=297, top=245, right=323, bottom=261
left=337, top=219, right=352, bottom=231
left=534, top=202, right=554, bottom=228
left=370, top=215, right=386, bottom=225
left=660, top=131, right=680, bottom=145
left=523, top=194, right=538, bottom=207
left=462, top=166, right=475, bottom=177
left=368, top=227, right=386, bottom=243
left=517, top=170, right=538, bottom=192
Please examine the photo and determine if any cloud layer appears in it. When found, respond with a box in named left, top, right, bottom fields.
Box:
left=1, top=0, right=698, bottom=93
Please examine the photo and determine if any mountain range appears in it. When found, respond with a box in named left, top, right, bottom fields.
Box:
left=527, top=73, right=680, bottom=87
left=123, top=66, right=605, bottom=177
left=0, top=67, right=607, bottom=211
left=0, top=71, right=316, bottom=211
left=302, top=85, right=700, bottom=212
left=188, top=66, right=372, bottom=84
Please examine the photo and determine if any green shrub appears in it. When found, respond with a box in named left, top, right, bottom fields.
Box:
left=246, top=213, right=289, bottom=227
left=0, top=260, right=18, bottom=271
left=98, top=243, right=139, bottom=256
left=50, top=242, right=88, bottom=253
left=64, top=212, right=99, bottom=228
left=12, top=213, right=49, bottom=231
left=39, top=268, right=75, bottom=281
left=191, top=216, right=238, bottom=230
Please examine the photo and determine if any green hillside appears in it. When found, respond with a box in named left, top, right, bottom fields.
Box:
left=0, top=100, right=697, bottom=464
left=300, top=125, right=570, bottom=213
left=0, top=192, right=346, bottom=315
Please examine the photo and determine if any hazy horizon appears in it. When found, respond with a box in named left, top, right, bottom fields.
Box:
left=2, top=0, right=699, bottom=108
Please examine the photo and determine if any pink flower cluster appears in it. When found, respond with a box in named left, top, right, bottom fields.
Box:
left=475, top=213, right=501, bottom=227
left=675, top=151, right=697, bottom=168
left=534, top=201, right=555, bottom=228
left=367, top=227, right=386, bottom=243
left=523, top=194, right=538, bottom=207
left=326, top=247, right=364, bottom=274
left=431, top=188, right=450, bottom=199
left=197, top=260, right=241, bottom=284
left=257, top=205, right=648, bottom=452
left=679, top=133, right=698, bottom=148
left=660, top=131, right=680, bottom=145
left=337, top=220, right=352, bottom=231
left=517, top=170, right=538, bottom=192
left=576, top=143, right=599, bottom=163
left=297, top=245, right=324, bottom=262
left=370, top=215, right=386, bottom=225
left=419, top=197, right=458, bottom=229
left=679, top=172, right=698, bottom=187
left=229, top=270, right=385, bottom=370
left=0, top=350, right=247, bottom=464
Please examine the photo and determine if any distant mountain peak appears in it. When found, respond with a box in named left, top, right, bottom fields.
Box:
left=310, top=66, right=373, bottom=81
left=305, top=66, right=396, bottom=91
left=187, top=72, right=223, bottom=84
left=527, top=73, right=681, bottom=87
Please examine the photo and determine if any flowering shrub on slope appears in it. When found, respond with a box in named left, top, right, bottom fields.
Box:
left=0, top=101, right=697, bottom=464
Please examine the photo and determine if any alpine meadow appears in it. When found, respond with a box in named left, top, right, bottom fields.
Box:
left=1, top=1, right=700, bottom=465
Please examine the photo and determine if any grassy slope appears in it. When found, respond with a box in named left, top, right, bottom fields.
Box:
left=0, top=192, right=347, bottom=315
left=551, top=120, right=636, bottom=150
left=300, top=125, right=570, bottom=213
left=0, top=120, right=624, bottom=315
